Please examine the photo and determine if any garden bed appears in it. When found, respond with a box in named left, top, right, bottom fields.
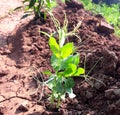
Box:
left=0, top=0, right=120, bottom=115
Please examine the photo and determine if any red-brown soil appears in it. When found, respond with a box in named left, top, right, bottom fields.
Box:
left=0, top=1, right=120, bottom=115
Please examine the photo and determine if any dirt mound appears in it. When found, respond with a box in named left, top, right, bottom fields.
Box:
left=0, top=1, right=120, bottom=115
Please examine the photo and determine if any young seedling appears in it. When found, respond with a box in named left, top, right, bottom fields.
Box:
left=15, top=0, right=57, bottom=19
left=43, top=14, right=85, bottom=108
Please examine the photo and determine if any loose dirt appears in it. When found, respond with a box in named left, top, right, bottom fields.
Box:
left=0, top=0, right=120, bottom=115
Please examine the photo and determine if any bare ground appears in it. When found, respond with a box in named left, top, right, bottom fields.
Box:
left=0, top=1, right=120, bottom=115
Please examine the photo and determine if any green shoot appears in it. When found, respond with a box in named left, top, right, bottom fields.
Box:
left=42, top=15, right=85, bottom=108
left=15, top=0, right=57, bottom=19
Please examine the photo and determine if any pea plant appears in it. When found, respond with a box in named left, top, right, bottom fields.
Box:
left=43, top=14, right=85, bottom=107
left=16, top=0, right=56, bottom=19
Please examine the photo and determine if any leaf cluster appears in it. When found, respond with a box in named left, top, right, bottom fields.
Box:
left=15, top=0, right=57, bottom=19
left=43, top=15, right=85, bottom=107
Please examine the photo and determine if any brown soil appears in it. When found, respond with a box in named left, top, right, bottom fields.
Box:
left=0, top=0, right=120, bottom=115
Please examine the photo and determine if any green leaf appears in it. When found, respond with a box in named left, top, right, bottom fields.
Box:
left=61, top=43, right=74, bottom=59
left=60, top=55, right=73, bottom=70
left=43, top=70, right=52, bottom=75
left=73, top=53, right=80, bottom=66
left=49, top=37, right=60, bottom=58
left=23, top=0, right=29, bottom=3
left=51, top=55, right=60, bottom=71
left=74, top=68, right=85, bottom=76
left=25, top=5, right=30, bottom=11
left=61, top=54, right=79, bottom=70
left=29, top=0, right=36, bottom=8
left=21, top=13, right=32, bottom=19
left=14, top=6, right=23, bottom=11
left=45, top=0, right=51, bottom=9
left=46, top=0, right=57, bottom=10
left=64, top=78, right=74, bottom=89
left=64, top=64, right=77, bottom=77
left=55, top=81, right=64, bottom=93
